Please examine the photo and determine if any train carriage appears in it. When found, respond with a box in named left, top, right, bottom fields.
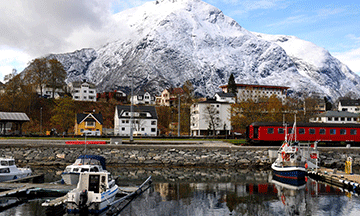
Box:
left=246, top=122, right=360, bottom=145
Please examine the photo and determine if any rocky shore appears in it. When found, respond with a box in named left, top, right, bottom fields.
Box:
left=0, top=140, right=359, bottom=170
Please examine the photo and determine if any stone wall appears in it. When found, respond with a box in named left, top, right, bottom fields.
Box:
left=0, top=142, right=359, bottom=170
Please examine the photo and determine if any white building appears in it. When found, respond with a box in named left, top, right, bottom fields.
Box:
left=131, top=91, right=156, bottom=105
left=36, top=85, right=65, bottom=99
left=310, top=111, right=359, bottom=124
left=114, top=105, right=158, bottom=136
left=220, top=83, right=289, bottom=103
left=190, top=99, right=231, bottom=136
left=68, top=81, right=97, bottom=102
left=338, top=99, right=360, bottom=113
left=214, top=92, right=236, bottom=104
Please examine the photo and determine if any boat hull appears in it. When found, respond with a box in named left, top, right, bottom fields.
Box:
left=0, top=169, right=32, bottom=182
left=272, top=163, right=307, bottom=181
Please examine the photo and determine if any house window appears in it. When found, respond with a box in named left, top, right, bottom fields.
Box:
left=341, top=117, right=345, bottom=121
left=267, top=128, right=274, bottom=134
left=86, top=121, right=95, bottom=127
left=334, top=117, right=338, bottom=121
left=309, top=129, right=315, bottom=134
left=350, top=129, right=357, bottom=135
left=89, top=91, right=94, bottom=94
left=75, top=96, right=79, bottom=99
left=330, top=129, right=336, bottom=135
left=319, top=129, right=326, bottom=134
left=347, top=118, right=352, bottom=121
left=122, top=127, right=125, bottom=131
left=151, top=121, right=156, bottom=125
left=328, top=117, right=332, bottom=121
left=84, top=90, right=87, bottom=93
left=80, top=129, right=84, bottom=132
left=122, top=120, right=125, bottom=124
left=298, top=128, right=305, bottom=134
left=141, top=128, right=145, bottom=131
left=340, top=129, right=346, bottom=135
left=151, top=128, right=156, bottom=132
left=278, top=128, right=284, bottom=134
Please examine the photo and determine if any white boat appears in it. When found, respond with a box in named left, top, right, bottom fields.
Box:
left=0, top=158, right=32, bottom=182
left=271, top=117, right=319, bottom=181
left=61, top=155, right=106, bottom=185
left=65, top=171, right=119, bottom=214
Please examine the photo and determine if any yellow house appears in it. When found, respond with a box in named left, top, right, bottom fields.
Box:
left=74, top=112, right=103, bottom=136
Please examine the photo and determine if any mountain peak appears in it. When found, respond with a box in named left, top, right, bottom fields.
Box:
left=40, top=0, right=360, bottom=101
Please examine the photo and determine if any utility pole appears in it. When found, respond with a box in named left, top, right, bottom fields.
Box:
left=178, top=94, right=180, bottom=137
left=130, top=71, right=134, bottom=142
left=40, top=107, right=42, bottom=135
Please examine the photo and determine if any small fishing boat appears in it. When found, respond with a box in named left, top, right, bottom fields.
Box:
left=65, top=171, right=118, bottom=214
left=61, top=155, right=106, bottom=185
left=0, top=157, right=32, bottom=182
left=271, top=141, right=307, bottom=180
left=271, top=117, right=319, bottom=181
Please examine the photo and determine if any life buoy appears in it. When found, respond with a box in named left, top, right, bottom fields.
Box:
left=281, top=194, right=286, bottom=205
left=284, top=154, right=290, bottom=161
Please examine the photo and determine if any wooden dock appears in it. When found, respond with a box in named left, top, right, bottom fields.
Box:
left=308, top=167, right=360, bottom=194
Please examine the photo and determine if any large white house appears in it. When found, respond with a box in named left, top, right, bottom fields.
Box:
left=338, top=99, right=360, bottom=113
left=114, top=105, right=158, bottom=136
left=220, top=83, right=289, bottom=103
left=68, top=81, right=97, bottom=102
left=190, top=99, right=231, bottom=136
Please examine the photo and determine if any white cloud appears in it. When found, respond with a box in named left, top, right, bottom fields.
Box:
left=333, top=47, right=360, bottom=74
left=0, top=48, right=31, bottom=82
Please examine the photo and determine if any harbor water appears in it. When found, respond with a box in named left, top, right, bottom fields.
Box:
left=0, top=166, right=360, bottom=216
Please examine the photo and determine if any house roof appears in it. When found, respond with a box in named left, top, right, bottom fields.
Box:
left=71, top=81, right=96, bottom=88
left=76, top=113, right=103, bottom=124
left=339, top=99, right=360, bottom=106
left=116, top=105, right=158, bottom=119
left=169, top=87, right=184, bottom=95
left=215, top=92, right=236, bottom=98
left=219, top=83, right=289, bottom=90
left=317, top=111, right=359, bottom=118
left=198, top=98, right=232, bottom=104
left=0, top=112, right=30, bottom=122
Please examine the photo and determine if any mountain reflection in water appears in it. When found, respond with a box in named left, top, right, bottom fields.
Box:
left=0, top=166, right=359, bottom=216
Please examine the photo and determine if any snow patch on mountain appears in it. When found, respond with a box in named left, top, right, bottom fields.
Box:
left=41, top=0, right=360, bottom=101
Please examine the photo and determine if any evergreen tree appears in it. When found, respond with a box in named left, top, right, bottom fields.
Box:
left=227, top=74, right=237, bottom=94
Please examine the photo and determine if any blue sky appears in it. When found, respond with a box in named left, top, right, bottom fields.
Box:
left=1, top=0, right=359, bottom=82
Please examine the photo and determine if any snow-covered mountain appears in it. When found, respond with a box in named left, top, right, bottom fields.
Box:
left=43, top=0, right=360, bottom=100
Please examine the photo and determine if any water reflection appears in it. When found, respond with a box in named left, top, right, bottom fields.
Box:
left=0, top=167, right=360, bottom=216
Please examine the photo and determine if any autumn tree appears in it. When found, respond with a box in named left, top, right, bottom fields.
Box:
left=51, top=96, right=76, bottom=133
left=26, top=58, right=48, bottom=97
left=182, top=80, right=194, bottom=105
left=1, top=69, right=23, bottom=111
left=48, top=58, right=67, bottom=98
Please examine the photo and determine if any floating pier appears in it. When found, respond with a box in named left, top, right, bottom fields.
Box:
left=308, top=167, right=360, bottom=194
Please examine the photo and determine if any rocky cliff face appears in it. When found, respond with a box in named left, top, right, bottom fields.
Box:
left=43, top=0, right=360, bottom=100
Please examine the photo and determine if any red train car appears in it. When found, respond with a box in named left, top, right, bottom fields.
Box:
left=246, top=122, right=360, bottom=145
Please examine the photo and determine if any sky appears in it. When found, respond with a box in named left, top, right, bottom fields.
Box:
left=1, top=0, right=359, bottom=83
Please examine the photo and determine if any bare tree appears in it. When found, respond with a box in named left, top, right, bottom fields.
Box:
left=203, top=104, right=221, bottom=136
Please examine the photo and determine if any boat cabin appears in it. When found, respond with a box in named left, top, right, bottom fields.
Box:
left=78, top=172, right=110, bottom=193
left=0, top=159, right=15, bottom=173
